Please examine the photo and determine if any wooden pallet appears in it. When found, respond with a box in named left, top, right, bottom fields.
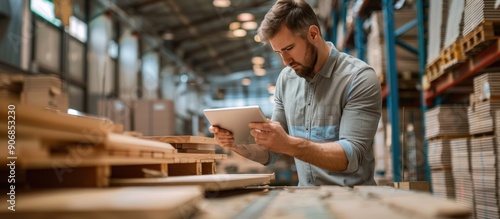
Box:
left=460, top=20, right=500, bottom=55
left=2, top=138, right=226, bottom=188
left=425, top=57, right=443, bottom=83
left=440, top=42, right=465, bottom=72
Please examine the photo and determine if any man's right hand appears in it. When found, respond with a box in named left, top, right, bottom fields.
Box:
left=209, top=126, right=235, bottom=149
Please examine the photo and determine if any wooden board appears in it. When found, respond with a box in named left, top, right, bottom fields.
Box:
left=0, top=103, right=115, bottom=134
left=110, top=174, right=275, bottom=191
left=3, top=147, right=225, bottom=169
left=142, top=136, right=217, bottom=144
left=354, top=186, right=472, bottom=218
left=0, top=186, right=203, bottom=219
left=195, top=186, right=470, bottom=219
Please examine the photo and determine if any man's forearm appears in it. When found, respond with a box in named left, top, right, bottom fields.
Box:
left=290, top=138, right=348, bottom=171
left=231, top=144, right=270, bottom=165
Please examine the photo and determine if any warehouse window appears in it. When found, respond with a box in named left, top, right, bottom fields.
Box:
left=30, top=0, right=62, bottom=26
left=67, top=16, right=87, bottom=43
left=67, top=38, right=84, bottom=82
left=35, top=19, right=61, bottom=73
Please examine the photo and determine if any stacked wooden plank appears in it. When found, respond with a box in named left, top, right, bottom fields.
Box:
left=450, top=138, right=475, bottom=218
left=0, top=74, right=23, bottom=103
left=0, top=74, right=69, bottom=111
left=0, top=186, right=204, bottom=219
left=22, top=75, right=69, bottom=112
left=0, top=104, right=227, bottom=188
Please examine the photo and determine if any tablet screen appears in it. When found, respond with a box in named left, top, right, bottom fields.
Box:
left=203, top=106, right=268, bottom=145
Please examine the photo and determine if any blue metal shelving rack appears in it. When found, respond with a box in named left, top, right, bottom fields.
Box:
left=333, top=0, right=430, bottom=183
left=382, top=0, right=429, bottom=183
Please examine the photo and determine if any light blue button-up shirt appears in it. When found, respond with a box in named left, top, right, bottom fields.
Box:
left=268, top=42, right=382, bottom=186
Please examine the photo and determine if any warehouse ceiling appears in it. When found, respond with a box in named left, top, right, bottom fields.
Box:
left=110, top=0, right=278, bottom=82
left=104, top=0, right=328, bottom=86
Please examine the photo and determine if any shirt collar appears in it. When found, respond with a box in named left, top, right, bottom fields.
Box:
left=312, top=41, right=339, bottom=81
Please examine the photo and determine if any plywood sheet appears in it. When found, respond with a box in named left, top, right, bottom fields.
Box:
left=0, top=186, right=203, bottom=219
left=143, top=136, right=217, bottom=144
left=111, top=174, right=275, bottom=191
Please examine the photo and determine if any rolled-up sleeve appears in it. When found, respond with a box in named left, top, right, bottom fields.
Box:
left=338, top=68, right=382, bottom=173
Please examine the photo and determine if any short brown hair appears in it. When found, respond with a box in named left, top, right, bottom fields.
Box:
left=257, top=0, right=320, bottom=43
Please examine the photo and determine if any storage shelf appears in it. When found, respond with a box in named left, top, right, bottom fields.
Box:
left=424, top=38, right=500, bottom=106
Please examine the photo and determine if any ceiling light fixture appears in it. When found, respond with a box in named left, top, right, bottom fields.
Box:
left=241, top=78, right=251, bottom=86
left=242, top=21, right=257, bottom=30
left=253, top=65, right=266, bottom=76
left=251, top=56, right=265, bottom=65
left=229, top=22, right=240, bottom=30
left=267, top=84, right=275, bottom=94
left=254, top=35, right=261, bottom=42
left=232, top=29, right=247, bottom=37
left=237, top=13, right=254, bottom=21
left=213, top=0, right=231, bottom=8
left=162, top=32, right=174, bottom=40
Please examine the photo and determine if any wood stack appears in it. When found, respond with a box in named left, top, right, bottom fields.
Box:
left=0, top=104, right=228, bottom=188
left=22, top=75, right=68, bottom=112
left=0, top=74, right=68, bottom=111
left=0, top=74, right=23, bottom=103
left=0, top=186, right=204, bottom=219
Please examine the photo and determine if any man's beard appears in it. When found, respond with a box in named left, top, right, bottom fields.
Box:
left=291, top=42, right=318, bottom=78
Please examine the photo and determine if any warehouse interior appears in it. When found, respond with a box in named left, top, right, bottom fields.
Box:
left=1, top=0, right=500, bottom=218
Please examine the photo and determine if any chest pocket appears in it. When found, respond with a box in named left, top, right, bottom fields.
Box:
left=313, top=105, right=341, bottom=141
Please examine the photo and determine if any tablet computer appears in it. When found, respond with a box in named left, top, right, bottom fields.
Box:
left=203, top=105, right=268, bottom=145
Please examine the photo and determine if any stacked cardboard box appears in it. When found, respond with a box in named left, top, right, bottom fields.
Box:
left=133, top=99, right=175, bottom=136
left=450, top=137, right=474, bottom=219
left=463, top=0, right=500, bottom=36
left=424, top=105, right=469, bottom=201
left=98, top=99, right=132, bottom=131
left=367, top=10, right=420, bottom=83
left=427, top=0, right=450, bottom=63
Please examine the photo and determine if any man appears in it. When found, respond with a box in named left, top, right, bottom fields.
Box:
left=210, top=0, right=381, bottom=186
